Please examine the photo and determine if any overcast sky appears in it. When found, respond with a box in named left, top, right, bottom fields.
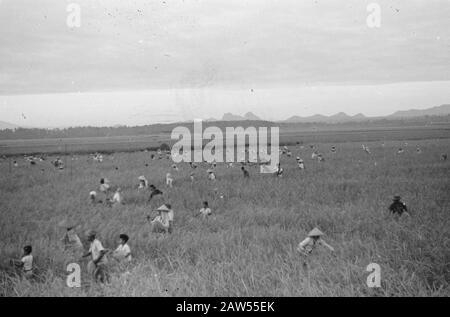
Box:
left=1, top=0, right=449, bottom=127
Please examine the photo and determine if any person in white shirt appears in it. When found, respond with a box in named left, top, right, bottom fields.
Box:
left=111, top=188, right=123, bottom=205
left=113, top=234, right=132, bottom=262
left=297, top=228, right=335, bottom=256
left=12, top=245, right=33, bottom=278
left=83, top=231, right=109, bottom=283
left=207, top=169, right=216, bottom=181
left=199, top=201, right=212, bottom=218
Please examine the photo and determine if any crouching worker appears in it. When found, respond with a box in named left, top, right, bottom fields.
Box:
left=11, top=245, right=33, bottom=278
left=147, top=205, right=171, bottom=234
left=82, top=231, right=109, bottom=283
left=113, top=234, right=132, bottom=263
left=389, top=195, right=409, bottom=219
left=297, top=228, right=335, bottom=265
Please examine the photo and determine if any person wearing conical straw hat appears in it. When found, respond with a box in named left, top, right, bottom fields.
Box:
left=59, top=219, right=83, bottom=255
left=297, top=228, right=335, bottom=256
left=148, top=204, right=171, bottom=234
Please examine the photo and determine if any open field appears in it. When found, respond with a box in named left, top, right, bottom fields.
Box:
left=0, top=129, right=449, bottom=296
left=0, top=125, right=449, bottom=156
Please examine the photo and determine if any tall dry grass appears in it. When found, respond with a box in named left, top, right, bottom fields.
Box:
left=0, top=139, right=449, bottom=296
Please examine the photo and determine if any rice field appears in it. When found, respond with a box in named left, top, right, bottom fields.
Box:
left=0, top=132, right=449, bottom=297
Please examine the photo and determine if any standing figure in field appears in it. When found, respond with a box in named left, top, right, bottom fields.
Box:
left=190, top=172, right=195, bottom=183
left=11, top=245, right=33, bottom=279
left=389, top=195, right=409, bottom=218
left=138, top=176, right=149, bottom=190
left=297, top=228, right=335, bottom=264
left=83, top=231, right=109, bottom=283
left=241, top=166, right=250, bottom=178
left=166, top=173, right=174, bottom=188
left=99, top=178, right=111, bottom=202
left=416, top=146, right=422, bottom=154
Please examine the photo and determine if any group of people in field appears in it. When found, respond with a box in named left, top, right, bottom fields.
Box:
left=7, top=142, right=421, bottom=283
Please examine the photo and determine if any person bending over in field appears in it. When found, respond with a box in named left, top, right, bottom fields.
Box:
left=148, top=185, right=163, bottom=202
left=111, top=187, right=123, bottom=206
left=113, top=234, right=132, bottom=262
left=59, top=220, right=83, bottom=258
left=82, top=231, right=109, bottom=283
left=297, top=228, right=335, bottom=256
left=11, top=245, right=33, bottom=279
left=148, top=205, right=172, bottom=234
left=389, top=195, right=409, bottom=219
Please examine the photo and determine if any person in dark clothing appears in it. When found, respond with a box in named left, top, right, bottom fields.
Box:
left=148, top=185, right=163, bottom=202
left=241, top=166, right=250, bottom=178
left=389, top=196, right=408, bottom=217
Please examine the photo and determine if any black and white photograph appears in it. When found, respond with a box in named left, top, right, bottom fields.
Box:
left=0, top=0, right=449, bottom=299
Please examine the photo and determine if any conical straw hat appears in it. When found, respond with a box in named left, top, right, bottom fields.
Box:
left=156, top=205, right=170, bottom=212
left=308, top=228, right=324, bottom=237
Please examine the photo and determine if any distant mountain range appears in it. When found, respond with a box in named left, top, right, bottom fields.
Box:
left=208, top=104, right=450, bottom=123
left=1, top=105, right=449, bottom=130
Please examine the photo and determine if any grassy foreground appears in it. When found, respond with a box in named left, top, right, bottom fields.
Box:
left=0, top=139, right=449, bottom=296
